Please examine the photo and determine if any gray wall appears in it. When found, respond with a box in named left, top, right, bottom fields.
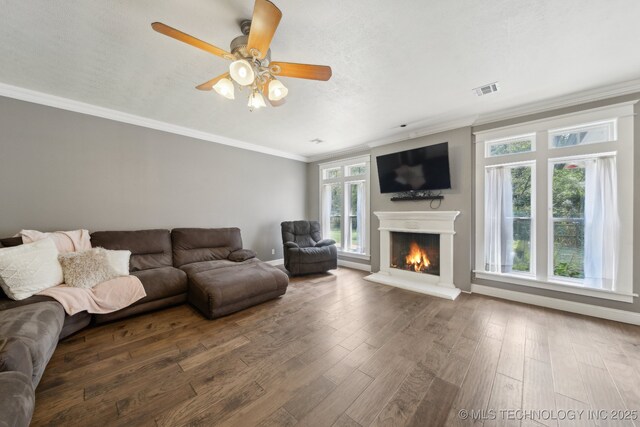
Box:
left=307, top=128, right=473, bottom=292
left=472, top=93, right=640, bottom=314
left=0, top=96, right=306, bottom=261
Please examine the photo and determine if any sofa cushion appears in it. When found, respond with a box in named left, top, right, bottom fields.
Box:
left=0, top=302, right=64, bottom=387
left=0, top=295, right=53, bottom=311
left=315, top=239, right=336, bottom=248
left=297, top=246, right=336, bottom=263
left=228, top=249, right=257, bottom=262
left=180, top=259, right=249, bottom=277
left=0, top=297, right=91, bottom=339
left=0, top=371, right=35, bottom=427
left=90, top=230, right=172, bottom=272
left=172, top=228, right=243, bottom=268
left=0, top=338, right=33, bottom=379
left=131, top=267, right=187, bottom=303
left=281, top=221, right=323, bottom=248
left=0, top=237, right=23, bottom=248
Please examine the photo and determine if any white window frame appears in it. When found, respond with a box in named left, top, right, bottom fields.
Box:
left=474, top=102, right=637, bottom=303
left=319, top=155, right=371, bottom=259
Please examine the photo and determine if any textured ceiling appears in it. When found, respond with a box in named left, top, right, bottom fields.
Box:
left=1, top=0, right=640, bottom=158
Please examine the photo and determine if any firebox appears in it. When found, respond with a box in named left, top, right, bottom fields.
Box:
left=390, top=232, right=440, bottom=276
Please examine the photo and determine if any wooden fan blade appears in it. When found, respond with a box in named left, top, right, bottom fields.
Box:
left=260, top=78, right=286, bottom=107
left=246, top=0, right=282, bottom=59
left=269, top=62, right=332, bottom=81
left=196, top=72, right=230, bottom=91
left=151, top=22, right=234, bottom=60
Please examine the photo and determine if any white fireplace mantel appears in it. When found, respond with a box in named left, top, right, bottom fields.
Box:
left=365, top=210, right=461, bottom=300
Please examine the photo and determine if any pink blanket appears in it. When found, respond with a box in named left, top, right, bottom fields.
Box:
left=38, top=276, right=146, bottom=315
left=19, top=229, right=92, bottom=254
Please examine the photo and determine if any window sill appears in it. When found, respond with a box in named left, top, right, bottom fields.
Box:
left=473, top=271, right=637, bottom=303
left=338, top=251, right=370, bottom=261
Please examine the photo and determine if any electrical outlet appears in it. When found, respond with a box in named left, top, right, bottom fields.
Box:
left=271, top=249, right=275, bottom=255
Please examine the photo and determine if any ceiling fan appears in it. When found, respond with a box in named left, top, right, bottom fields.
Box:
left=151, top=0, right=332, bottom=111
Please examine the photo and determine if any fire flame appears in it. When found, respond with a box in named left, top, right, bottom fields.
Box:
left=405, top=241, right=430, bottom=272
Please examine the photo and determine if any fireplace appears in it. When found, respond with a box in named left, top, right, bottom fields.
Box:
left=391, top=232, right=440, bottom=276
left=365, top=211, right=460, bottom=300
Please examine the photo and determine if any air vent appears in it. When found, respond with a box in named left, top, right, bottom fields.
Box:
left=473, top=82, right=499, bottom=96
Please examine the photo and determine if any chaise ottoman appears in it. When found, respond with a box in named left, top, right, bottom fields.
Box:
left=171, top=228, right=289, bottom=319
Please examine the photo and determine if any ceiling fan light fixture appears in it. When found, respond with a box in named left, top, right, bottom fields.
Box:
left=248, top=91, right=267, bottom=110
left=229, top=59, right=255, bottom=86
left=212, top=78, right=235, bottom=99
left=268, top=79, right=288, bottom=101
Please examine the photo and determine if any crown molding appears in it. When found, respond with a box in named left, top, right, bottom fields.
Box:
left=3, top=77, right=639, bottom=165
left=366, top=115, right=477, bottom=148
left=0, top=82, right=308, bottom=162
left=306, top=145, right=371, bottom=163
left=306, top=115, right=476, bottom=163
left=474, top=78, right=640, bottom=127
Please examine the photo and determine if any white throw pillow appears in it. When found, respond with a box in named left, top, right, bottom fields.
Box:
left=58, top=248, right=120, bottom=289
left=103, top=249, right=131, bottom=276
left=0, top=238, right=64, bottom=300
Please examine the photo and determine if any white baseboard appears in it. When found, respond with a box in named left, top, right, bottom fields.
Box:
left=265, top=258, right=284, bottom=266
left=338, top=260, right=371, bottom=272
left=471, top=283, right=640, bottom=326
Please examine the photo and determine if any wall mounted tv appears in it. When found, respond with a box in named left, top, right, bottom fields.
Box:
left=376, top=142, right=451, bottom=194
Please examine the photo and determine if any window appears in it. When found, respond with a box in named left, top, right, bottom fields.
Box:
left=474, top=103, right=634, bottom=302
left=320, top=156, right=370, bottom=257
left=484, top=163, right=534, bottom=275
left=550, top=159, right=586, bottom=280
left=549, top=119, right=616, bottom=148
left=486, top=134, right=535, bottom=157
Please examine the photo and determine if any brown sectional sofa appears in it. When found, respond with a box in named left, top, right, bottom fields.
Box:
left=0, top=227, right=288, bottom=427
left=90, top=229, right=189, bottom=324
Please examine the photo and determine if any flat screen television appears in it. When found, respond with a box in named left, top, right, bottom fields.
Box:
left=376, top=142, right=451, bottom=194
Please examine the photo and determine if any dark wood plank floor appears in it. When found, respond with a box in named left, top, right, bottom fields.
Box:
left=32, top=268, right=640, bottom=426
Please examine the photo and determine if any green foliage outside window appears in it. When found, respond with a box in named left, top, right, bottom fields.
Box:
left=489, top=139, right=532, bottom=156
left=510, top=167, right=531, bottom=272
left=551, top=163, right=585, bottom=278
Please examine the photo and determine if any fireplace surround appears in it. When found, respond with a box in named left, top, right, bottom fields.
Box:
left=365, top=211, right=461, bottom=300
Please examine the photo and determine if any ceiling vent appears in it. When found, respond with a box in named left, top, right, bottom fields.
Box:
left=473, top=82, right=499, bottom=96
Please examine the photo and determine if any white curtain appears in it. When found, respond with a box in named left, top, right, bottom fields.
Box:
left=321, top=184, right=332, bottom=239
left=485, top=167, right=514, bottom=273
left=584, top=157, right=619, bottom=290
left=356, top=182, right=365, bottom=252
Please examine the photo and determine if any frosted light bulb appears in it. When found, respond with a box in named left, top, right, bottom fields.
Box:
left=248, top=91, right=266, bottom=110
left=212, top=78, right=235, bottom=100
left=268, top=79, right=288, bottom=101
left=229, top=59, right=255, bottom=86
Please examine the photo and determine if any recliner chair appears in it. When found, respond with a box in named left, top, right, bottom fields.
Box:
left=281, top=221, right=337, bottom=276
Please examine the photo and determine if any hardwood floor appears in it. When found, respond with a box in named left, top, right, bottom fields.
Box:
left=32, top=268, right=640, bottom=426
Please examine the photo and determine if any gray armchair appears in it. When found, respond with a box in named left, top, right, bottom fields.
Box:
left=281, top=221, right=338, bottom=276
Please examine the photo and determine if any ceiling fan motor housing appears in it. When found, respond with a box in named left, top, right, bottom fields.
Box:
left=232, top=21, right=271, bottom=64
